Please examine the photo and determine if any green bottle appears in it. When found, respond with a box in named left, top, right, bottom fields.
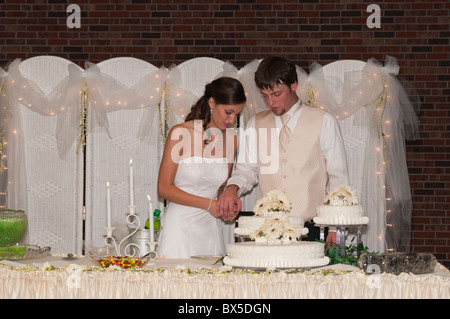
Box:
left=145, top=209, right=161, bottom=230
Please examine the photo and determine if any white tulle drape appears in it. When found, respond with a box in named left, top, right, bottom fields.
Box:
left=50, top=62, right=167, bottom=158
left=0, top=56, right=419, bottom=254
left=215, top=59, right=269, bottom=128
left=136, top=66, right=169, bottom=145
left=163, top=64, right=199, bottom=127
left=0, top=68, right=7, bottom=208
left=298, top=56, right=420, bottom=252
left=1, top=59, right=32, bottom=212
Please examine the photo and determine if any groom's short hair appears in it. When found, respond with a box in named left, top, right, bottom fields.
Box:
left=255, top=56, right=298, bottom=91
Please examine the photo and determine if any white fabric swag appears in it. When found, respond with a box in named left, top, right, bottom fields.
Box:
left=0, top=56, right=419, bottom=254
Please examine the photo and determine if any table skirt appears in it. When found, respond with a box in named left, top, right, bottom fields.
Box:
left=1, top=257, right=449, bottom=299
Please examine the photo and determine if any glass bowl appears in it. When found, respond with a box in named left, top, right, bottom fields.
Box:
left=87, top=246, right=150, bottom=269
left=359, top=252, right=437, bottom=275
left=0, top=210, right=28, bottom=246
left=0, top=244, right=51, bottom=260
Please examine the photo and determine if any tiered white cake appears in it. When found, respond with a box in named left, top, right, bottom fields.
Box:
left=224, top=190, right=329, bottom=269
left=314, top=185, right=369, bottom=225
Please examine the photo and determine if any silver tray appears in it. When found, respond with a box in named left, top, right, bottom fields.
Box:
left=0, top=244, right=51, bottom=261
left=231, top=265, right=325, bottom=272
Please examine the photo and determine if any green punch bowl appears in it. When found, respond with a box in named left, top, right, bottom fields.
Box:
left=0, top=210, right=28, bottom=246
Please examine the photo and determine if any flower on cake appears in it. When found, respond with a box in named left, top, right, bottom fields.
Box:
left=250, top=190, right=301, bottom=244
left=253, top=190, right=292, bottom=216
left=324, top=184, right=359, bottom=206
left=283, top=226, right=302, bottom=241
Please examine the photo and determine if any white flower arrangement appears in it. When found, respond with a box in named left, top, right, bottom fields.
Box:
left=250, top=190, right=301, bottom=244
left=252, top=190, right=292, bottom=216
left=324, top=184, right=359, bottom=206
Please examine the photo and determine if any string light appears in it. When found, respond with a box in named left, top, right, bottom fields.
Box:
left=76, top=78, right=88, bottom=154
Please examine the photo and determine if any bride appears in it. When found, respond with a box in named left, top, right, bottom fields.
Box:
left=157, top=77, right=246, bottom=258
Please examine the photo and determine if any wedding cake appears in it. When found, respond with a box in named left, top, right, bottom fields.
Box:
left=314, top=185, right=369, bottom=225
left=234, top=198, right=308, bottom=238
left=224, top=190, right=329, bottom=269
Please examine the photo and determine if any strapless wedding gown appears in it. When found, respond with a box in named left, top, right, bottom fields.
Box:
left=157, top=156, right=235, bottom=259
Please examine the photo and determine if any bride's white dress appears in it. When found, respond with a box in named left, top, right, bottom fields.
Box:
left=157, top=156, right=234, bottom=259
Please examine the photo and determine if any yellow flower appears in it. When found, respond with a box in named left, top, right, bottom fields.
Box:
left=283, top=227, right=301, bottom=240
left=264, top=224, right=284, bottom=241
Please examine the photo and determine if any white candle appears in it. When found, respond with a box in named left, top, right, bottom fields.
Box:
left=106, top=182, right=111, bottom=228
left=147, top=195, right=154, bottom=242
left=129, top=158, right=134, bottom=206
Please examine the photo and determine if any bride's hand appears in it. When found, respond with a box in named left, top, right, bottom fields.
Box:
left=207, top=200, right=222, bottom=219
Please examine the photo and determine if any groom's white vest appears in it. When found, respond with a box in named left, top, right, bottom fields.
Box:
left=255, top=105, right=327, bottom=221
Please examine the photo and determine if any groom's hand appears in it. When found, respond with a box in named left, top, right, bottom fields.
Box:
left=217, top=185, right=241, bottom=221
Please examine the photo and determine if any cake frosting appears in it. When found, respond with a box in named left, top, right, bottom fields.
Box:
left=235, top=215, right=308, bottom=237
left=314, top=184, right=369, bottom=225
left=224, top=190, right=329, bottom=269
left=224, top=241, right=329, bottom=268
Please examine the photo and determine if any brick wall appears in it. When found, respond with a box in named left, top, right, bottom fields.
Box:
left=1, top=0, right=449, bottom=268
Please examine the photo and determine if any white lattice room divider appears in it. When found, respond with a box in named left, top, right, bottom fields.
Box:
left=10, top=56, right=393, bottom=256
left=17, top=56, right=84, bottom=254
left=322, top=60, right=386, bottom=253
left=84, top=57, right=162, bottom=250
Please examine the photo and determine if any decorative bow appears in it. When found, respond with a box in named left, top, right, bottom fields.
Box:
left=54, top=62, right=150, bottom=158
left=135, top=66, right=169, bottom=145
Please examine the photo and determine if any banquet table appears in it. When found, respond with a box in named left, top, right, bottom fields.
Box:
left=0, top=254, right=449, bottom=299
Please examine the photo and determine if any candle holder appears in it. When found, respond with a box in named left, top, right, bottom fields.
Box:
left=145, top=241, right=158, bottom=260
left=102, top=204, right=158, bottom=260
left=127, top=205, right=137, bottom=217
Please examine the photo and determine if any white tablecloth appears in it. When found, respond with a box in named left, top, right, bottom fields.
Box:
left=1, top=255, right=449, bottom=299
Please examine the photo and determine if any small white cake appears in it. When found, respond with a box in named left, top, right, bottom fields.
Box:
left=235, top=215, right=308, bottom=237
left=224, top=190, right=327, bottom=269
left=314, top=184, right=369, bottom=225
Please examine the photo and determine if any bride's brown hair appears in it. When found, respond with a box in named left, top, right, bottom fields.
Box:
left=185, top=77, right=246, bottom=132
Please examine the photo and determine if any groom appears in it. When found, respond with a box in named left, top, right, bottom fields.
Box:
left=217, top=56, right=349, bottom=241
